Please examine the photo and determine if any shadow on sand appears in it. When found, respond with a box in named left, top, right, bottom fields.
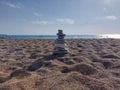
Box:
left=27, top=54, right=66, bottom=71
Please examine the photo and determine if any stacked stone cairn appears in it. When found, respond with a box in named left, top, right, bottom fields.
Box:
left=53, top=30, right=68, bottom=55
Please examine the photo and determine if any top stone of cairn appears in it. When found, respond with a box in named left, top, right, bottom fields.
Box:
left=56, top=30, right=65, bottom=40
left=57, top=30, right=65, bottom=36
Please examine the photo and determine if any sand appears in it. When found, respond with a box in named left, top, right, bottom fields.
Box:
left=0, top=38, right=120, bottom=90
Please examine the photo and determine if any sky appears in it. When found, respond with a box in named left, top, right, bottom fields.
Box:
left=0, top=0, right=120, bottom=35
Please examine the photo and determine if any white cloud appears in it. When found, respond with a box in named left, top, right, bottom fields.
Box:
left=33, top=12, right=43, bottom=17
left=102, top=0, right=119, bottom=6
left=5, top=2, right=21, bottom=9
left=105, top=16, right=118, bottom=20
left=56, top=18, right=75, bottom=25
left=104, top=0, right=112, bottom=4
left=102, top=0, right=113, bottom=6
left=31, top=21, right=49, bottom=25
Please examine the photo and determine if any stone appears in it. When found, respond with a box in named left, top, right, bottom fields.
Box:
left=53, top=30, right=69, bottom=55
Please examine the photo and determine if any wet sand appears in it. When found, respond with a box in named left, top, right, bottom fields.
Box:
left=0, top=38, right=120, bottom=90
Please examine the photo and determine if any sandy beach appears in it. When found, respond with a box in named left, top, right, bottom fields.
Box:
left=0, top=38, right=120, bottom=90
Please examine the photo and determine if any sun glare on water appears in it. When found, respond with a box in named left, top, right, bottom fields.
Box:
left=100, top=34, right=120, bottom=39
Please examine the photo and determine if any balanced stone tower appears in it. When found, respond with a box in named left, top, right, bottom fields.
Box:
left=53, top=30, right=68, bottom=55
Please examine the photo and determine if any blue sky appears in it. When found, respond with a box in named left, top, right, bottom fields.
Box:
left=0, top=0, right=120, bottom=35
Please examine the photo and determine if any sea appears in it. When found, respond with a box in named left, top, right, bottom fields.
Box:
left=0, top=34, right=120, bottom=39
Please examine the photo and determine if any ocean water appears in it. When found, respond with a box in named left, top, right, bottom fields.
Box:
left=7, top=35, right=99, bottom=39
left=1, top=34, right=120, bottom=39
